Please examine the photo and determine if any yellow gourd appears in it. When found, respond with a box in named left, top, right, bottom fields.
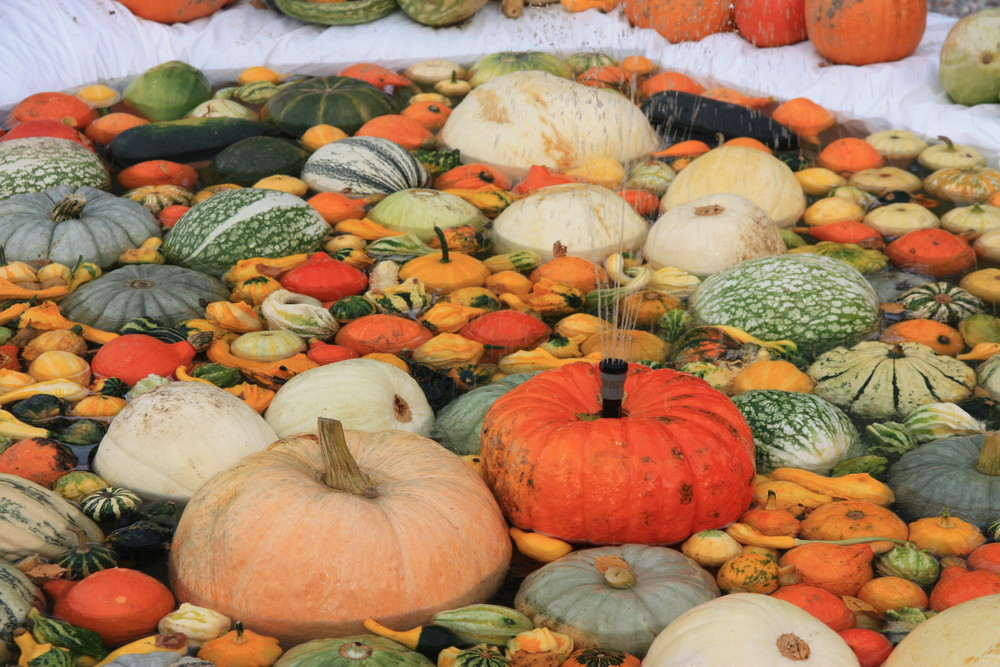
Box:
left=93, top=634, right=190, bottom=667
left=197, top=622, right=283, bottom=667
left=399, top=227, right=491, bottom=295
left=752, top=480, right=833, bottom=519
left=508, top=526, right=573, bottom=562
left=769, top=468, right=895, bottom=506
left=27, top=350, right=91, bottom=386
left=729, top=359, right=815, bottom=395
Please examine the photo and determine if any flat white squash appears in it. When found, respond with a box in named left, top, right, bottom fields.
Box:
left=264, top=358, right=434, bottom=438
left=439, top=71, right=659, bottom=181
left=490, top=183, right=649, bottom=263
left=93, top=382, right=278, bottom=504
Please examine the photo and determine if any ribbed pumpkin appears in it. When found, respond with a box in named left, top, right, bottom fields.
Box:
left=262, top=76, right=397, bottom=137
left=169, top=419, right=511, bottom=647
left=805, top=0, right=926, bottom=66
left=480, top=363, right=756, bottom=545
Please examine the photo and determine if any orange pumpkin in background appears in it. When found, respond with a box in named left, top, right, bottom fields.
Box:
left=804, top=0, right=927, bottom=66
left=623, top=0, right=734, bottom=44
left=116, top=0, right=237, bottom=23
left=480, top=362, right=756, bottom=545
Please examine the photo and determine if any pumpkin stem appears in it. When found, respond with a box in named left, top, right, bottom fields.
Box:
left=317, top=417, right=379, bottom=498
left=552, top=241, right=568, bottom=258
left=51, top=195, right=88, bottom=223
left=764, top=489, right=779, bottom=512
left=594, top=555, right=636, bottom=589
left=433, top=226, right=450, bottom=264
left=936, top=136, right=956, bottom=152
left=776, top=633, right=810, bottom=661
left=69, top=525, right=91, bottom=554
left=937, top=509, right=955, bottom=529
left=975, top=432, right=1000, bottom=476
left=233, top=621, right=247, bottom=645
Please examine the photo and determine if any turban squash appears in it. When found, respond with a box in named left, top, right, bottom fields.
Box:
left=480, top=362, right=756, bottom=545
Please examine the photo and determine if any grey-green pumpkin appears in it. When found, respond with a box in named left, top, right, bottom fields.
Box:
left=0, top=185, right=160, bottom=268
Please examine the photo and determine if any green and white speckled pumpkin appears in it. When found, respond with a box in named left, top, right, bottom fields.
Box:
left=899, top=281, right=985, bottom=326
left=733, top=390, right=860, bottom=474
left=689, top=253, right=882, bottom=359
left=162, top=188, right=328, bottom=277
left=808, top=341, right=976, bottom=421
left=0, top=185, right=159, bottom=268
left=78, top=487, right=143, bottom=522
left=274, top=635, right=433, bottom=666
left=431, top=373, right=537, bottom=455
left=0, top=137, right=110, bottom=201
left=57, top=264, right=231, bottom=332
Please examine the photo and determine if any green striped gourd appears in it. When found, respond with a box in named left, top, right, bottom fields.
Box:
left=162, top=188, right=328, bottom=277
left=431, top=373, right=537, bottom=455
left=864, top=421, right=919, bottom=459
left=0, top=473, right=103, bottom=560
left=301, top=136, right=430, bottom=198
left=271, top=0, right=398, bottom=25
left=262, top=76, right=397, bottom=137
left=732, top=390, right=860, bottom=474
left=396, top=0, right=487, bottom=26
left=901, top=402, right=983, bottom=443
left=27, top=608, right=107, bottom=662
left=273, top=635, right=433, bottom=666
left=688, top=253, right=881, bottom=359
left=0, top=138, right=109, bottom=201
left=431, top=604, right=533, bottom=647
left=808, top=341, right=976, bottom=421
left=53, top=533, right=119, bottom=579
left=78, top=487, right=143, bottom=522
left=0, top=560, right=38, bottom=664
left=899, top=281, right=984, bottom=326
left=450, top=645, right=511, bottom=667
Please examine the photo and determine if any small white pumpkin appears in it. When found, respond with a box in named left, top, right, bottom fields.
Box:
left=660, top=146, right=807, bottom=229
left=863, top=202, right=940, bottom=237
left=93, top=382, right=279, bottom=504
left=643, top=193, right=786, bottom=276
left=883, top=593, right=1000, bottom=665
left=264, top=358, right=433, bottom=438
left=643, top=593, right=860, bottom=666
left=490, top=183, right=648, bottom=263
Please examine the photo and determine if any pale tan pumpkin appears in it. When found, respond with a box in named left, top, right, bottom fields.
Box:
left=169, top=419, right=511, bottom=647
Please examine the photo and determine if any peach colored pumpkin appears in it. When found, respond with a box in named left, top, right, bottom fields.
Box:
left=168, top=419, right=511, bottom=647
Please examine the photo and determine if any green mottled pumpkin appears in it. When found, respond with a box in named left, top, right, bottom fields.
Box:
left=262, top=76, right=398, bottom=137
left=273, top=635, right=434, bottom=666
left=899, top=281, right=985, bottom=326
left=10, top=394, right=69, bottom=427
left=78, top=486, right=143, bottom=522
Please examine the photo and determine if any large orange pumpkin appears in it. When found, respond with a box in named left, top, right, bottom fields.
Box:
left=804, top=0, right=926, bottom=66
left=623, top=0, right=734, bottom=44
left=169, top=419, right=511, bottom=647
left=116, top=0, right=237, bottom=23
left=480, top=362, right=756, bottom=545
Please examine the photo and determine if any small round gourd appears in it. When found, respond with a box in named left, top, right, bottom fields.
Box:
left=514, top=544, right=720, bottom=658
left=78, top=486, right=143, bottom=522
left=899, top=281, right=984, bottom=326
left=54, top=528, right=119, bottom=579
left=273, top=635, right=433, bottom=666
left=57, top=264, right=230, bottom=332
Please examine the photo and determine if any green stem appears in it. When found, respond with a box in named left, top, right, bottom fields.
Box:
left=433, top=226, right=450, bottom=264
left=318, top=417, right=379, bottom=498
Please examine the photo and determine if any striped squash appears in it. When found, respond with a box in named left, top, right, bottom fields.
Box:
left=272, top=0, right=398, bottom=25
left=301, top=136, right=430, bottom=198
left=975, top=354, right=1000, bottom=400
left=431, top=604, right=533, bottom=647
left=899, top=281, right=985, bottom=326
left=0, top=560, right=38, bottom=665
left=901, top=402, right=982, bottom=443
left=807, top=341, right=976, bottom=421
left=0, top=473, right=103, bottom=560
left=54, top=538, right=119, bottom=579
left=261, top=76, right=397, bottom=137
left=689, top=253, right=881, bottom=359
left=733, top=390, right=860, bottom=474
left=397, top=0, right=487, bottom=25
left=0, top=137, right=109, bottom=201
left=78, top=487, right=143, bottom=522
left=162, top=188, right=328, bottom=277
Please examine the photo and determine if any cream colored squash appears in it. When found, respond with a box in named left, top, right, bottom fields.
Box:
left=643, top=193, right=786, bottom=276
left=883, top=593, right=1000, bottom=665
left=863, top=203, right=940, bottom=237
left=264, top=358, right=433, bottom=438
left=93, top=382, right=279, bottom=504
left=643, top=593, right=860, bottom=666
left=659, top=146, right=807, bottom=229
left=490, top=183, right=648, bottom=263
left=438, top=71, right=658, bottom=181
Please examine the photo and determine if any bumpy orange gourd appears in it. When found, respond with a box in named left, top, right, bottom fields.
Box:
left=623, top=0, right=734, bottom=43
left=797, top=501, right=909, bottom=554
left=197, top=622, right=283, bottom=667
left=481, top=363, right=756, bottom=545
left=879, top=319, right=965, bottom=356
left=779, top=543, right=875, bottom=597
left=804, top=0, right=926, bottom=66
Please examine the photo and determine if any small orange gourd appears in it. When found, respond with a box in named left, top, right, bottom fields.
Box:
left=400, top=101, right=452, bottom=131
left=528, top=242, right=610, bottom=294
left=729, top=359, right=815, bottom=394
left=797, top=501, right=908, bottom=555
left=779, top=542, right=875, bottom=597
left=638, top=71, right=704, bottom=98
left=856, top=575, right=928, bottom=614
left=739, top=490, right=801, bottom=537
left=197, top=621, right=283, bottom=667
left=818, top=138, right=886, bottom=175
left=27, top=350, right=91, bottom=385
left=771, top=584, right=856, bottom=631
left=879, top=318, right=965, bottom=356
left=354, top=115, right=438, bottom=151
left=907, top=510, right=986, bottom=557
left=771, top=97, right=836, bottom=145
left=715, top=553, right=781, bottom=594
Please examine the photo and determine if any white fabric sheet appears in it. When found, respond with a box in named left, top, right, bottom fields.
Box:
left=1, top=0, right=997, bottom=163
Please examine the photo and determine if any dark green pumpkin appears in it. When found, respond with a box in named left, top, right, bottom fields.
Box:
left=10, top=395, right=68, bottom=426
left=78, top=487, right=143, bottom=522
left=53, top=537, right=119, bottom=579
left=105, top=519, right=174, bottom=557
left=564, top=648, right=637, bottom=667
left=262, top=76, right=398, bottom=137
left=209, top=136, right=310, bottom=186
left=55, top=419, right=105, bottom=447
left=190, top=363, right=242, bottom=388
left=91, top=377, right=130, bottom=398
left=329, top=295, right=378, bottom=323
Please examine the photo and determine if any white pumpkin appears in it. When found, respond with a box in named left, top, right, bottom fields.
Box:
left=490, top=183, right=648, bottom=263
left=883, top=593, right=1000, bottom=665
left=439, top=71, right=659, bottom=180
left=264, top=358, right=434, bottom=438
left=644, top=193, right=786, bottom=276
left=660, top=146, right=807, bottom=229
left=643, top=593, right=860, bottom=666
left=93, top=382, right=279, bottom=504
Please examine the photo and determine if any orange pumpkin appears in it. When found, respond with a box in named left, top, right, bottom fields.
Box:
left=817, top=138, right=885, bottom=175
left=83, top=112, right=149, bottom=145
left=353, top=115, right=438, bottom=151
left=804, top=0, right=927, bottom=66
left=334, top=314, right=433, bottom=357
left=623, top=0, right=734, bottom=43
left=169, top=419, right=511, bottom=647
left=779, top=543, right=875, bottom=597
left=117, top=160, right=200, bottom=191
left=739, top=490, right=801, bottom=537
left=856, top=575, right=928, bottom=614
left=480, top=363, right=756, bottom=545
left=885, top=227, right=977, bottom=278
left=771, top=584, right=856, bottom=631
left=400, top=101, right=452, bottom=132
left=0, top=438, right=78, bottom=488
left=638, top=72, right=705, bottom=98
left=729, top=359, right=815, bottom=394
left=797, top=501, right=908, bottom=555
left=116, top=0, right=236, bottom=23
left=10, top=92, right=97, bottom=130
left=879, top=319, right=965, bottom=356
left=529, top=242, right=610, bottom=294
left=928, top=565, right=1000, bottom=611
left=434, top=164, right=513, bottom=191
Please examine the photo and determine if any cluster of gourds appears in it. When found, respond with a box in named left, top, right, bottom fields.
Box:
left=5, top=40, right=1000, bottom=667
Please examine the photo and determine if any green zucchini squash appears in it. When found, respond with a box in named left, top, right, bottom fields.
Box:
left=108, top=117, right=279, bottom=167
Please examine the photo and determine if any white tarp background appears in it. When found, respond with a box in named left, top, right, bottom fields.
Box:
left=1, top=0, right=997, bottom=163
